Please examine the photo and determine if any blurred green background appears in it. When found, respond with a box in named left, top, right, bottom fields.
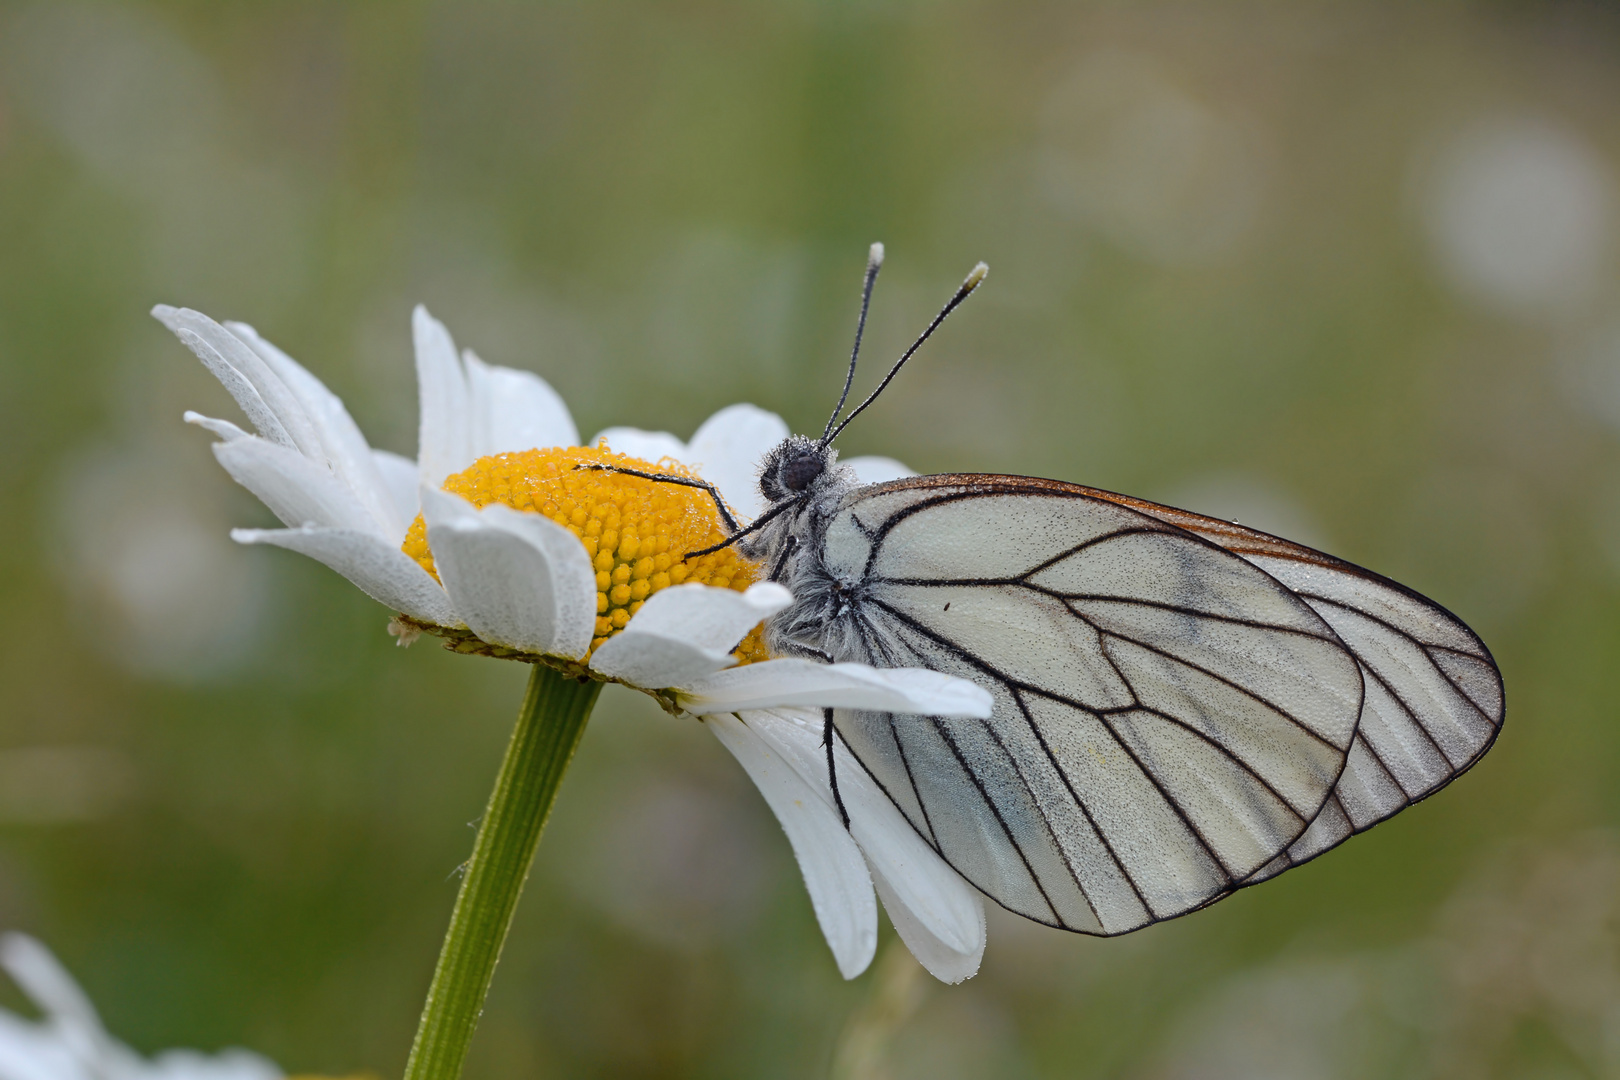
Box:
left=0, top=2, right=1616, bottom=1077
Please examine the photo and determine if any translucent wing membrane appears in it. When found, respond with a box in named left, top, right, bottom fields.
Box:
left=1076, top=491, right=1505, bottom=886
left=818, top=475, right=1501, bottom=935
left=819, top=478, right=1367, bottom=933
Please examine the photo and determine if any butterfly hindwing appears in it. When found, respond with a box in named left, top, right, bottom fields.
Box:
left=1072, top=490, right=1506, bottom=884
left=820, top=476, right=1368, bottom=934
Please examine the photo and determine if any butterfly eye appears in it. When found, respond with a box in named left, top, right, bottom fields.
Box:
left=779, top=450, right=825, bottom=492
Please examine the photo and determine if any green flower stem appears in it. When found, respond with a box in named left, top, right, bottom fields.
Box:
left=403, top=664, right=603, bottom=1080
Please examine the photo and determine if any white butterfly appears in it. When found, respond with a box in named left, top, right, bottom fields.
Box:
left=642, top=244, right=1504, bottom=934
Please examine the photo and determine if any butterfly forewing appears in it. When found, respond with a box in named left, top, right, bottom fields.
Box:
left=821, top=476, right=1367, bottom=934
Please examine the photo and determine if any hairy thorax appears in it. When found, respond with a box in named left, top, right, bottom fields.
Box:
left=741, top=463, right=872, bottom=663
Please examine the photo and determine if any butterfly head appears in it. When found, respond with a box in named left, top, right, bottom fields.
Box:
left=731, top=247, right=985, bottom=540
left=759, top=434, right=834, bottom=504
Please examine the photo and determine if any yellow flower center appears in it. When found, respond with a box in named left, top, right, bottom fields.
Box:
left=401, top=445, right=769, bottom=663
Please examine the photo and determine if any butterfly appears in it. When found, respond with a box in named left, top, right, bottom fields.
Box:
left=630, top=244, right=1504, bottom=934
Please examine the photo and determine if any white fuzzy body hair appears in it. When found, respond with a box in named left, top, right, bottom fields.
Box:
left=738, top=444, right=875, bottom=664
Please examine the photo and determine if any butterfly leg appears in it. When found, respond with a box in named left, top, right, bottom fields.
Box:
left=769, top=533, right=798, bottom=583
left=573, top=463, right=741, bottom=532
left=823, top=707, right=851, bottom=829
left=775, top=638, right=833, bottom=663
left=577, top=465, right=803, bottom=560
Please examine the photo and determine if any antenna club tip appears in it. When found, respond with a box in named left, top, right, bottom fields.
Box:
left=964, top=262, right=989, bottom=290
left=868, top=242, right=885, bottom=266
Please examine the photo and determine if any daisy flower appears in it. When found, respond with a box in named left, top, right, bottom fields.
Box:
left=155, top=303, right=992, bottom=1007
left=0, top=932, right=284, bottom=1080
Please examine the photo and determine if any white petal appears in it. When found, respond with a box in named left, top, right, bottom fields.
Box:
left=370, top=450, right=421, bottom=539
left=685, top=404, right=789, bottom=521
left=463, top=350, right=580, bottom=456
left=871, top=862, right=985, bottom=984
left=225, top=320, right=403, bottom=539
left=420, top=487, right=596, bottom=659
left=0, top=1019, right=86, bottom=1080
left=843, top=455, right=917, bottom=486
left=414, top=306, right=471, bottom=489
left=625, top=581, right=789, bottom=654
left=212, top=435, right=381, bottom=534
left=0, top=936, right=285, bottom=1080
left=705, top=713, right=877, bottom=979
left=742, top=708, right=986, bottom=970
left=0, top=934, right=104, bottom=1036
left=184, top=411, right=249, bottom=443
left=153, top=307, right=320, bottom=459
left=233, top=525, right=458, bottom=625
left=0, top=935, right=150, bottom=1080
left=588, top=582, right=791, bottom=687
left=588, top=426, right=687, bottom=464
left=678, top=660, right=994, bottom=718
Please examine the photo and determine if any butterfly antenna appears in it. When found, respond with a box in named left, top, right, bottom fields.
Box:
left=825, top=260, right=988, bottom=445
left=820, top=242, right=886, bottom=446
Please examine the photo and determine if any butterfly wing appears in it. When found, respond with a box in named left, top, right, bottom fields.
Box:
left=819, top=475, right=1367, bottom=934
left=1065, top=485, right=1505, bottom=885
